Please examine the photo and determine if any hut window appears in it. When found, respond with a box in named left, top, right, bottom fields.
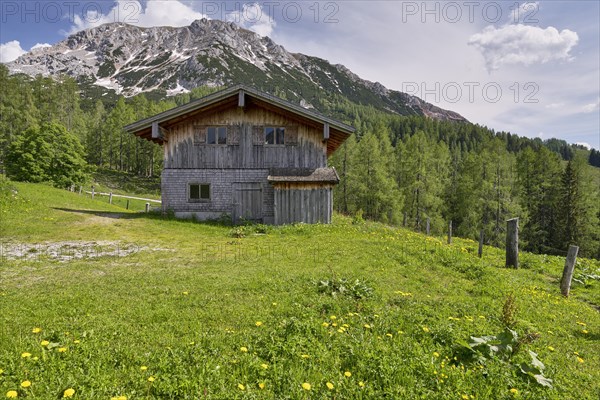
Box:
left=265, top=127, right=285, bottom=145
left=207, top=127, right=227, bottom=145
left=189, top=183, right=210, bottom=201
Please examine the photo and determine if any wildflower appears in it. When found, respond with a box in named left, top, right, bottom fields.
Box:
left=344, top=371, right=352, bottom=377
left=330, top=315, right=337, bottom=320
left=182, top=291, right=189, bottom=295
left=358, top=381, right=365, bottom=388
left=301, top=354, right=310, bottom=359
left=363, top=324, right=371, bottom=329
left=301, top=382, right=311, bottom=391
left=240, top=347, right=248, bottom=353
left=322, top=322, right=329, bottom=327
left=582, top=330, right=589, bottom=334
left=0, top=370, right=3, bottom=375
left=433, top=352, right=440, bottom=358
left=20, top=381, right=31, bottom=389
left=547, top=346, right=555, bottom=351
left=237, top=384, right=245, bottom=390
left=386, top=333, right=393, bottom=338
left=422, top=327, right=430, bottom=333
left=140, top=366, right=148, bottom=371
left=255, top=321, right=263, bottom=327
left=326, top=382, right=334, bottom=390
left=462, top=395, right=469, bottom=400
left=272, top=302, right=277, bottom=306
left=261, top=363, right=269, bottom=369
left=509, top=388, right=518, bottom=395
left=40, top=340, right=49, bottom=346
left=21, top=353, right=31, bottom=358
left=577, top=357, right=584, bottom=363
left=63, top=388, right=75, bottom=398
left=148, top=376, right=155, bottom=382
left=6, top=391, right=18, bottom=398
left=258, top=382, right=265, bottom=390
left=576, top=321, right=586, bottom=326
left=73, top=340, right=80, bottom=344
left=32, top=328, right=41, bottom=334
left=58, top=347, right=67, bottom=353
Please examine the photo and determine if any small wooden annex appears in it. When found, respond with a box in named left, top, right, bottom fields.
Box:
left=124, top=85, right=354, bottom=224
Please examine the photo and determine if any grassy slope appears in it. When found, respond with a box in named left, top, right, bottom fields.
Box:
left=0, top=181, right=598, bottom=399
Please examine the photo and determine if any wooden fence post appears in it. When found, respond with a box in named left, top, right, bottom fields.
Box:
left=91, top=186, right=95, bottom=200
left=426, top=217, right=430, bottom=235
left=126, top=199, right=130, bottom=210
left=478, top=229, right=484, bottom=258
left=506, top=218, right=519, bottom=268
left=447, top=221, right=452, bottom=244
left=145, top=203, right=150, bottom=213
left=560, top=245, right=579, bottom=297
left=109, top=192, right=113, bottom=205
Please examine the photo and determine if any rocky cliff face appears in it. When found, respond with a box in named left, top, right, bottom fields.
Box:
left=7, top=19, right=466, bottom=122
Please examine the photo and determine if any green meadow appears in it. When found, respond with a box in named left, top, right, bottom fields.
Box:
left=0, top=178, right=598, bottom=399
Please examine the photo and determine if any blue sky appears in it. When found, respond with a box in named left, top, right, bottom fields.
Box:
left=1, top=1, right=598, bottom=149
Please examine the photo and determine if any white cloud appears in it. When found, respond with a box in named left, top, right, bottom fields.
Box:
left=581, top=98, right=599, bottom=113
left=468, top=24, right=579, bottom=71
left=0, top=40, right=26, bottom=63
left=576, top=142, right=591, bottom=149
left=67, top=0, right=207, bottom=34
left=226, top=3, right=276, bottom=37
left=30, top=43, right=52, bottom=50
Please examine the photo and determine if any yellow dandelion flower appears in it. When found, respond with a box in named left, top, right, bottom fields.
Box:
left=182, top=291, right=189, bottom=295
left=32, top=357, right=38, bottom=361
left=462, top=395, right=469, bottom=400
left=386, top=333, right=393, bottom=337
left=261, top=363, right=269, bottom=369
left=326, top=382, right=334, bottom=390
left=258, top=382, right=265, bottom=390
left=40, top=340, right=49, bottom=347
left=21, top=352, right=31, bottom=358
left=0, top=369, right=3, bottom=375
left=433, top=352, right=440, bottom=358
left=20, top=381, right=31, bottom=388
left=148, top=376, right=155, bottom=382
left=330, top=315, right=337, bottom=320
left=363, top=324, right=371, bottom=329
left=301, top=382, right=311, bottom=391
left=6, top=391, right=18, bottom=398
left=582, top=330, right=589, bottom=334
left=358, top=381, right=365, bottom=388
left=422, top=327, right=430, bottom=333
left=322, top=322, right=330, bottom=327
left=577, top=357, right=584, bottom=363
left=576, top=321, right=586, bottom=326
left=574, top=351, right=579, bottom=355
left=237, top=384, right=245, bottom=391
left=57, top=347, right=67, bottom=353
left=344, top=371, right=352, bottom=377
left=140, top=366, right=148, bottom=371
left=301, top=354, right=310, bottom=359
left=509, top=388, right=518, bottom=395
left=63, top=388, right=75, bottom=398
left=332, top=322, right=337, bottom=327
left=32, top=327, right=41, bottom=334
left=255, top=321, right=263, bottom=327
left=272, top=302, right=277, bottom=306
left=73, top=340, right=80, bottom=344
left=547, top=346, right=555, bottom=351
left=240, top=347, right=248, bottom=353
left=115, top=397, right=127, bottom=400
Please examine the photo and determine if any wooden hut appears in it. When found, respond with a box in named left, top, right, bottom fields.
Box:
left=124, top=85, right=354, bottom=224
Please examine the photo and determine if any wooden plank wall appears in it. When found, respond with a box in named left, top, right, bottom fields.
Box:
left=273, top=186, right=333, bottom=225
left=164, top=105, right=327, bottom=169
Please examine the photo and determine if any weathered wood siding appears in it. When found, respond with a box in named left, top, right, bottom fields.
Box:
left=164, top=105, right=327, bottom=169
left=161, top=168, right=274, bottom=223
left=273, top=183, right=334, bottom=225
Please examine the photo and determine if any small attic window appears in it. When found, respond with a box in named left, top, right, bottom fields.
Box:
left=265, top=127, right=285, bottom=145
left=207, top=127, right=227, bottom=145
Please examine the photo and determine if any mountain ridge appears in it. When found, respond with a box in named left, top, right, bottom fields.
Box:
left=6, top=19, right=466, bottom=122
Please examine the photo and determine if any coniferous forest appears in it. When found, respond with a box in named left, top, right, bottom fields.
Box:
left=1, top=64, right=598, bottom=259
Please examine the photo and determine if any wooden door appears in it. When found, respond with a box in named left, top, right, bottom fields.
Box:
left=233, top=183, right=263, bottom=222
